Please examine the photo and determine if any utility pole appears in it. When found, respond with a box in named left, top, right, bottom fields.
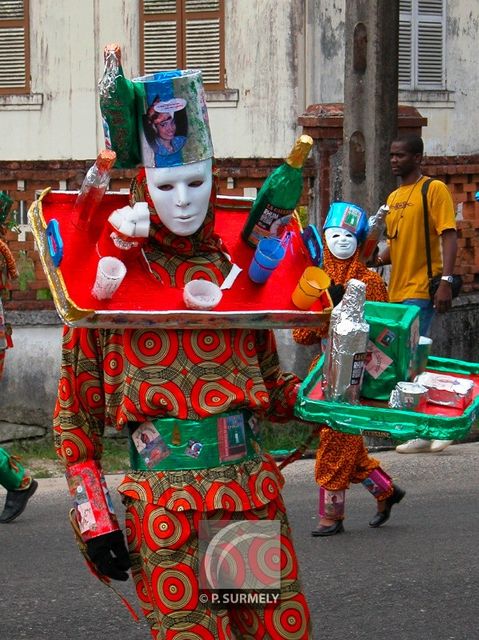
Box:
left=342, top=0, right=399, bottom=212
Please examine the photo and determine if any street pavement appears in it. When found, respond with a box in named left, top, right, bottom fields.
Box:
left=1, top=442, right=479, bottom=640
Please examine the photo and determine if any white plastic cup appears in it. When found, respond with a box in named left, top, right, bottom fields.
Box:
left=183, top=279, right=223, bottom=310
left=92, top=256, right=127, bottom=300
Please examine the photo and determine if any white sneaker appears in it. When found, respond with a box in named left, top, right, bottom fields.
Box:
left=429, top=439, right=453, bottom=453
left=395, top=438, right=432, bottom=453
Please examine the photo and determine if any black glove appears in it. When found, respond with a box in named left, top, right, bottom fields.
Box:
left=328, top=282, right=345, bottom=307
left=86, top=530, right=131, bottom=581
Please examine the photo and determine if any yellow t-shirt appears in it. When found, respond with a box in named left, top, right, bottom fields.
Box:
left=386, top=176, right=456, bottom=302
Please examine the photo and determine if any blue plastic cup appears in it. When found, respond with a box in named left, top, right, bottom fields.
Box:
left=248, top=237, right=286, bottom=284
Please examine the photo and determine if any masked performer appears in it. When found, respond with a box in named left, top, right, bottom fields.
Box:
left=53, top=61, right=311, bottom=639
left=0, top=205, right=38, bottom=523
left=293, top=204, right=405, bottom=536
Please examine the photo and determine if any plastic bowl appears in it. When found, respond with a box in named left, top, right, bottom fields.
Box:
left=183, top=279, right=223, bottom=310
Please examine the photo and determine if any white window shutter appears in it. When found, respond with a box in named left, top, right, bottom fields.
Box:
left=399, top=18, right=412, bottom=87
left=398, top=0, right=444, bottom=91
left=417, top=0, right=444, bottom=87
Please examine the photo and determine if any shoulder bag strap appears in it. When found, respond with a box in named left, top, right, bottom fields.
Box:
left=421, top=178, right=435, bottom=280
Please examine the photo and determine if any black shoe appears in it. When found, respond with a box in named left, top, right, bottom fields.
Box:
left=311, top=521, right=345, bottom=537
left=369, top=485, right=405, bottom=528
left=0, top=479, right=38, bottom=523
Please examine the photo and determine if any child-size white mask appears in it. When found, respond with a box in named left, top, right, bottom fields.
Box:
left=324, top=227, right=358, bottom=260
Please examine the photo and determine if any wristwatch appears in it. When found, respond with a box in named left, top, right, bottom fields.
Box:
left=441, top=275, right=454, bottom=284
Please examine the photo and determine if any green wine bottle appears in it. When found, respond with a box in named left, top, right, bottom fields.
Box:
left=241, top=135, right=313, bottom=247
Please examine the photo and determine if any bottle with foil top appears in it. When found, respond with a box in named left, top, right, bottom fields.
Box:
left=323, top=279, right=370, bottom=404
left=72, top=149, right=117, bottom=236
left=99, top=43, right=141, bottom=168
left=359, top=204, right=389, bottom=263
left=241, top=135, right=314, bottom=247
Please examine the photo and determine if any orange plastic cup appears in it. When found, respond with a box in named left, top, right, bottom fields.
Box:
left=291, top=266, right=331, bottom=310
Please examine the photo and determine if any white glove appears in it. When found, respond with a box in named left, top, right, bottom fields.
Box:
left=108, top=203, right=150, bottom=238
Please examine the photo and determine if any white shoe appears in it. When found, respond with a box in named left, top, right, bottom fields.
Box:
left=429, top=439, right=453, bottom=453
left=395, top=438, right=432, bottom=453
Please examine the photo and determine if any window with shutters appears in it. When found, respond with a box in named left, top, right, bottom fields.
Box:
left=140, top=0, right=225, bottom=91
left=399, top=0, right=445, bottom=91
left=0, top=0, right=30, bottom=95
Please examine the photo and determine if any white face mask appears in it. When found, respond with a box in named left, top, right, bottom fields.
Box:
left=324, top=227, right=358, bottom=260
left=145, top=159, right=212, bottom=236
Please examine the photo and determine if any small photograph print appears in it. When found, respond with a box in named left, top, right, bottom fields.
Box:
left=132, top=421, right=171, bottom=468
left=218, top=414, right=247, bottom=463
left=185, top=439, right=204, bottom=459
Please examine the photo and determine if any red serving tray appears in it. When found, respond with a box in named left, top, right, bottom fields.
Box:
left=28, top=189, right=331, bottom=329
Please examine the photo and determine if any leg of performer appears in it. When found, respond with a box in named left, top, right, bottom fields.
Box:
left=361, top=467, right=405, bottom=528
left=125, top=497, right=311, bottom=640
left=311, top=485, right=345, bottom=537
left=0, top=447, right=38, bottom=523
left=227, top=500, right=312, bottom=640
left=125, top=499, right=231, bottom=640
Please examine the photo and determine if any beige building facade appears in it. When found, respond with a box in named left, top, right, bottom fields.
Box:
left=0, top=0, right=477, bottom=162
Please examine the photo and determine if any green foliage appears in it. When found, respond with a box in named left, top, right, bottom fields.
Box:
left=296, top=206, right=309, bottom=228
left=36, top=288, right=53, bottom=300
left=7, top=436, right=132, bottom=478
left=260, top=419, right=316, bottom=455
left=17, top=250, right=35, bottom=291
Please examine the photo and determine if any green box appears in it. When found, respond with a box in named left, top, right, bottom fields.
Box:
left=361, top=301, right=420, bottom=400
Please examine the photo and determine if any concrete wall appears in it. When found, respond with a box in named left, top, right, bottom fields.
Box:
left=1, top=296, right=478, bottom=431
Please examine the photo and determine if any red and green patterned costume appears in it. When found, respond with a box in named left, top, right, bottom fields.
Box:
left=54, top=171, right=311, bottom=639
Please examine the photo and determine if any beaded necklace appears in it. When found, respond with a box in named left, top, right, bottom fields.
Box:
left=386, top=174, right=424, bottom=240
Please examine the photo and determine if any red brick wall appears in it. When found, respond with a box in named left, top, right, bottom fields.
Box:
left=2, top=155, right=478, bottom=312
left=423, top=155, right=479, bottom=293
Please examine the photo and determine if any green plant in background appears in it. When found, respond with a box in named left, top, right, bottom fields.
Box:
left=0, top=191, right=20, bottom=235
left=296, top=205, right=309, bottom=229
left=36, top=288, right=53, bottom=300
left=261, top=419, right=316, bottom=456
left=17, top=250, right=35, bottom=291
left=7, top=436, right=133, bottom=478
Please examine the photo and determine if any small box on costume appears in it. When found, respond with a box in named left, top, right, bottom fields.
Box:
left=361, top=301, right=420, bottom=401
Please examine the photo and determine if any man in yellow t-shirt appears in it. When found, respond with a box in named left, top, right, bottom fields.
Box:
left=375, top=134, right=458, bottom=454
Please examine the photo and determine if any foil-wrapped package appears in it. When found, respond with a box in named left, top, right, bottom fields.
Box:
left=323, top=279, right=369, bottom=403
left=390, top=381, right=428, bottom=411
left=415, top=372, right=474, bottom=410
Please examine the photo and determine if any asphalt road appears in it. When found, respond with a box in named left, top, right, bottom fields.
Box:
left=1, top=443, right=479, bottom=640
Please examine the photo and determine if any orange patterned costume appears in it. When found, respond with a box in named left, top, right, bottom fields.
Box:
left=293, top=245, right=393, bottom=501
left=54, top=171, right=311, bottom=639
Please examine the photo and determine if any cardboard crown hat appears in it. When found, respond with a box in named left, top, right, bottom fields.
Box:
left=99, top=49, right=213, bottom=169
left=323, top=201, right=369, bottom=244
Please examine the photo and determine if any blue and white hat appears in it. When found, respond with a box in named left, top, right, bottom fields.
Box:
left=323, top=201, right=369, bottom=244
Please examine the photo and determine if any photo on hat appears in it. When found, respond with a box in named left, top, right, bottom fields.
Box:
left=134, top=69, right=214, bottom=168
left=143, top=96, right=188, bottom=164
